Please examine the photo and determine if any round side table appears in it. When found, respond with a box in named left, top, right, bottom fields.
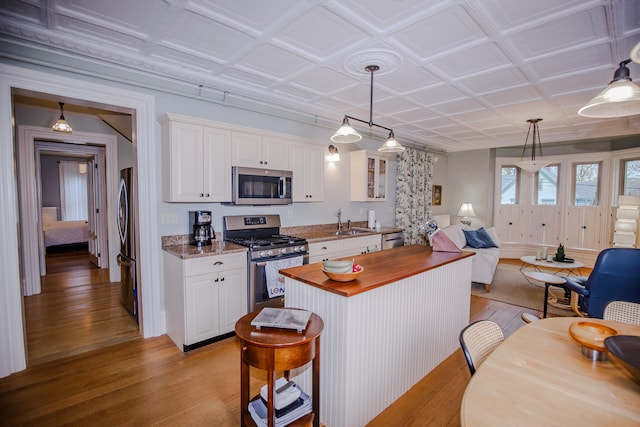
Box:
left=524, top=271, right=567, bottom=318
left=235, top=310, right=323, bottom=427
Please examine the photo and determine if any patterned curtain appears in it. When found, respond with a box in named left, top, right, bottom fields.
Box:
left=395, top=148, right=433, bottom=245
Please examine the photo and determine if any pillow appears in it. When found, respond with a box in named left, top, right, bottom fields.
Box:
left=439, top=224, right=467, bottom=249
left=485, top=227, right=500, bottom=247
left=42, top=208, right=57, bottom=224
left=463, top=227, right=498, bottom=249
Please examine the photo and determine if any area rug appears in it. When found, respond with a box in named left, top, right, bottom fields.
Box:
left=471, top=263, right=571, bottom=317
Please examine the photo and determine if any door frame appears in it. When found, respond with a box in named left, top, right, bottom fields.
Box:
left=32, top=138, right=112, bottom=280
left=0, top=63, right=160, bottom=377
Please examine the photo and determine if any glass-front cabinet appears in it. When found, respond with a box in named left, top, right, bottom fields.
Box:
left=351, top=150, right=387, bottom=201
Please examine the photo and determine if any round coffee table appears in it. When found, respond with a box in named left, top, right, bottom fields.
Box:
left=523, top=271, right=568, bottom=318
left=520, top=255, right=584, bottom=276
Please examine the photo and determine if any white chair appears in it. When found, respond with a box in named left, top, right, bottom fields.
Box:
left=459, top=320, right=504, bottom=375
left=603, top=301, right=640, bottom=325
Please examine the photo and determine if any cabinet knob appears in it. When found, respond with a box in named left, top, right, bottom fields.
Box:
left=205, top=193, right=210, bottom=197
left=200, top=193, right=204, bottom=197
left=213, top=261, right=223, bottom=266
left=220, top=277, right=225, bottom=281
left=542, top=223, right=546, bottom=226
left=214, top=278, right=219, bottom=283
left=509, top=222, right=513, bottom=225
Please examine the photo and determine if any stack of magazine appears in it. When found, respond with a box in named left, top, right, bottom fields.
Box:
left=248, top=377, right=312, bottom=426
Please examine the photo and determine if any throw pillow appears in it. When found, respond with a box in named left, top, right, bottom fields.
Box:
left=439, top=224, right=467, bottom=249
left=463, top=227, right=498, bottom=249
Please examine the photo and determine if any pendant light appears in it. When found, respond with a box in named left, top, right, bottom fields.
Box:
left=515, top=118, right=551, bottom=173
left=52, top=102, right=72, bottom=133
left=330, top=65, right=404, bottom=152
left=578, top=59, right=640, bottom=118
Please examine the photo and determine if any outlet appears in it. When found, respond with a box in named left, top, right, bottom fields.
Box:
left=161, top=213, right=178, bottom=224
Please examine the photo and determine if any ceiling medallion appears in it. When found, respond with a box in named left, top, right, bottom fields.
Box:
left=343, top=49, right=402, bottom=77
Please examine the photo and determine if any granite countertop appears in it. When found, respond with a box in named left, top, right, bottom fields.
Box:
left=283, top=224, right=404, bottom=244
left=279, top=245, right=474, bottom=297
left=162, top=238, right=247, bottom=259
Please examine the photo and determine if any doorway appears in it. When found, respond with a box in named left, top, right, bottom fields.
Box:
left=14, top=95, right=139, bottom=365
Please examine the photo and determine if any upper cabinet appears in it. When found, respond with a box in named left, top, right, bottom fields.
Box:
left=351, top=150, right=388, bottom=201
left=231, top=132, right=289, bottom=170
left=291, top=143, right=324, bottom=202
left=161, top=116, right=232, bottom=203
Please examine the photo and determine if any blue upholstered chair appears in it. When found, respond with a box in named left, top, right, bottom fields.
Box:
left=564, top=248, right=640, bottom=318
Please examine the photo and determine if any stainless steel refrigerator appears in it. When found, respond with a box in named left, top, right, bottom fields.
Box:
left=117, top=167, right=137, bottom=322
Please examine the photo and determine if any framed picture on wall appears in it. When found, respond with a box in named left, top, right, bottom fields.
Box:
left=433, top=185, right=442, bottom=206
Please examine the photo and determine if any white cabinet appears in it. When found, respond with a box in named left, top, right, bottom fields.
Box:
left=564, top=206, right=602, bottom=250
left=291, top=143, right=324, bottom=202
left=231, top=132, right=289, bottom=170
left=161, top=118, right=232, bottom=202
left=164, top=251, right=247, bottom=351
left=495, top=204, right=529, bottom=243
left=528, top=205, right=561, bottom=246
left=308, top=235, right=382, bottom=263
left=351, top=150, right=388, bottom=201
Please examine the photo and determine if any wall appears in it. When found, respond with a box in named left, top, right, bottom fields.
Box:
left=447, top=149, right=493, bottom=228
left=40, top=154, right=83, bottom=216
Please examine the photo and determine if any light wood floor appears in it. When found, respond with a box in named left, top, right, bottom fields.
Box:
left=2, top=256, right=548, bottom=426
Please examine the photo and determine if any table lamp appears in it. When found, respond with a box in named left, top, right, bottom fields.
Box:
left=457, top=203, right=476, bottom=226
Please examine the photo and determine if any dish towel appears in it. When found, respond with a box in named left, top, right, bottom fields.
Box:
left=265, top=256, right=303, bottom=298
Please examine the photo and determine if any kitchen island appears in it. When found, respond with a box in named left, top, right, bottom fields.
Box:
left=280, top=245, right=474, bottom=427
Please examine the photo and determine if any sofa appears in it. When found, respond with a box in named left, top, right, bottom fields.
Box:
left=439, top=223, right=500, bottom=292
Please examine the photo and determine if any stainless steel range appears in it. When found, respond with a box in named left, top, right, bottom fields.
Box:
left=223, top=214, right=309, bottom=312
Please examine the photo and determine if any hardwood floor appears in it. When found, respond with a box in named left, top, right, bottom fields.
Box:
left=2, top=258, right=545, bottom=426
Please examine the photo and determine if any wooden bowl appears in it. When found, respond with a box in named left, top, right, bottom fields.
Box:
left=569, top=321, right=617, bottom=352
left=322, top=267, right=363, bottom=282
left=605, top=335, right=640, bottom=385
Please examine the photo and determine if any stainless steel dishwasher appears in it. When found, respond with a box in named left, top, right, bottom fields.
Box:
left=382, top=231, right=404, bottom=249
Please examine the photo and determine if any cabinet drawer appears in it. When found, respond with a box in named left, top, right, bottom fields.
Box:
left=185, top=253, right=246, bottom=276
left=339, top=235, right=381, bottom=251
left=309, top=240, right=339, bottom=254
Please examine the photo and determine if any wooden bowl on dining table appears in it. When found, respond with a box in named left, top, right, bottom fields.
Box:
left=569, top=321, right=618, bottom=352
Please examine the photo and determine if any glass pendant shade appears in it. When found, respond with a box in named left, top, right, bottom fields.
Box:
left=330, top=116, right=362, bottom=143
left=52, top=102, right=72, bottom=133
left=578, top=79, right=640, bottom=118
left=378, top=132, right=405, bottom=153
left=516, top=118, right=550, bottom=173
left=578, top=59, right=640, bottom=118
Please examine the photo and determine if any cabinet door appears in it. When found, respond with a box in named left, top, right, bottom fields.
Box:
left=231, top=132, right=263, bottom=167
left=185, top=273, right=219, bottom=345
left=292, top=144, right=324, bottom=202
left=167, top=122, right=205, bottom=201
left=351, top=150, right=387, bottom=201
left=495, top=204, right=527, bottom=243
left=218, top=267, right=248, bottom=334
left=529, top=205, right=560, bottom=245
left=565, top=206, right=602, bottom=249
left=262, top=136, right=289, bottom=170
left=203, top=127, right=232, bottom=202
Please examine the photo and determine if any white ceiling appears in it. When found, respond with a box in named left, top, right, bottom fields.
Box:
left=1, top=0, right=640, bottom=152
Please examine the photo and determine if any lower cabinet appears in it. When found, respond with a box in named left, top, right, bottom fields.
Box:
left=164, top=251, right=247, bottom=351
left=309, top=235, right=381, bottom=263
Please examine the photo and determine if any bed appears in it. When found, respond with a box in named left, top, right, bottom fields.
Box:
left=42, top=207, right=89, bottom=247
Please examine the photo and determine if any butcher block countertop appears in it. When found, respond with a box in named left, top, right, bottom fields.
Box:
left=280, top=245, right=474, bottom=297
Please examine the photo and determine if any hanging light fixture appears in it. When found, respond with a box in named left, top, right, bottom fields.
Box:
left=578, top=59, right=640, bottom=118
left=515, top=118, right=551, bottom=173
left=330, top=65, right=405, bottom=153
left=52, top=102, right=72, bottom=133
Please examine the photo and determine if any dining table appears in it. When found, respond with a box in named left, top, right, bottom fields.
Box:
left=461, top=317, right=640, bottom=426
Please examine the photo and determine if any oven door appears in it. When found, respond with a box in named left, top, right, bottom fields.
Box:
left=249, top=253, right=309, bottom=312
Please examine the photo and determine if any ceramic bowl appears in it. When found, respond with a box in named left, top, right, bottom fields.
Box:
left=322, top=267, right=363, bottom=282
left=605, top=335, right=640, bottom=385
left=568, top=321, right=617, bottom=352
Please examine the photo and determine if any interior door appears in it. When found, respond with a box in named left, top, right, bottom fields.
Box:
left=87, top=155, right=109, bottom=268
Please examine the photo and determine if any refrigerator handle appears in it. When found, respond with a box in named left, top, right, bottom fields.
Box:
left=117, top=253, right=133, bottom=267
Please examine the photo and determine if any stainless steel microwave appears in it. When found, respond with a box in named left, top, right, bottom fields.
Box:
left=231, top=166, right=293, bottom=205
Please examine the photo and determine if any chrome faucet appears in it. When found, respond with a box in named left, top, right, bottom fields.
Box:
left=337, top=209, right=342, bottom=231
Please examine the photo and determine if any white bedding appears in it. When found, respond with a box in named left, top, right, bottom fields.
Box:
left=43, top=220, right=89, bottom=247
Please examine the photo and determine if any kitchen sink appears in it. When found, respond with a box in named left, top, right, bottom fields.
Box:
left=326, top=229, right=370, bottom=236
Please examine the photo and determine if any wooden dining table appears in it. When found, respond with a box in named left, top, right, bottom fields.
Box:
left=461, top=317, right=640, bottom=426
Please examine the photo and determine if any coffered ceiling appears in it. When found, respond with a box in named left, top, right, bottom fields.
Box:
left=1, top=0, right=639, bottom=152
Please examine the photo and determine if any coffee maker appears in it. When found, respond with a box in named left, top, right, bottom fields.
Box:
left=189, top=210, right=215, bottom=247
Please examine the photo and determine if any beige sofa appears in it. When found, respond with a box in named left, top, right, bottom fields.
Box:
left=440, top=223, right=500, bottom=292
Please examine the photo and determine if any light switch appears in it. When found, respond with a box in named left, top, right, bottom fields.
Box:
left=161, top=213, right=178, bottom=224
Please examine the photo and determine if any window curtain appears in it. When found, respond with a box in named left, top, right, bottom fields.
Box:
left=395, top=148, right=433, bottom=244
left=59, top=160, right=88, bottom=221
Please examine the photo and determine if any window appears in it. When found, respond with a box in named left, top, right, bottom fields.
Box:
left=535, top=164, right=559, bottom=204
left=500, top=166, right=519, bottom=204
left=572, top=162, right=600, bottom=206
left=621, top=158, right=640, bottom=196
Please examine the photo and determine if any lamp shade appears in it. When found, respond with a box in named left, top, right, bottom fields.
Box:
left=578, top=79, right=640, bottom=118
left=52, top=102, right=72, bottom=133
left=330, top=117, right=362, bottom=143
left=378, top=131, right=405, bottom=152
left=514, top=159, right=552, bottom=173
left=457, top=203, right=476, bottom=218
